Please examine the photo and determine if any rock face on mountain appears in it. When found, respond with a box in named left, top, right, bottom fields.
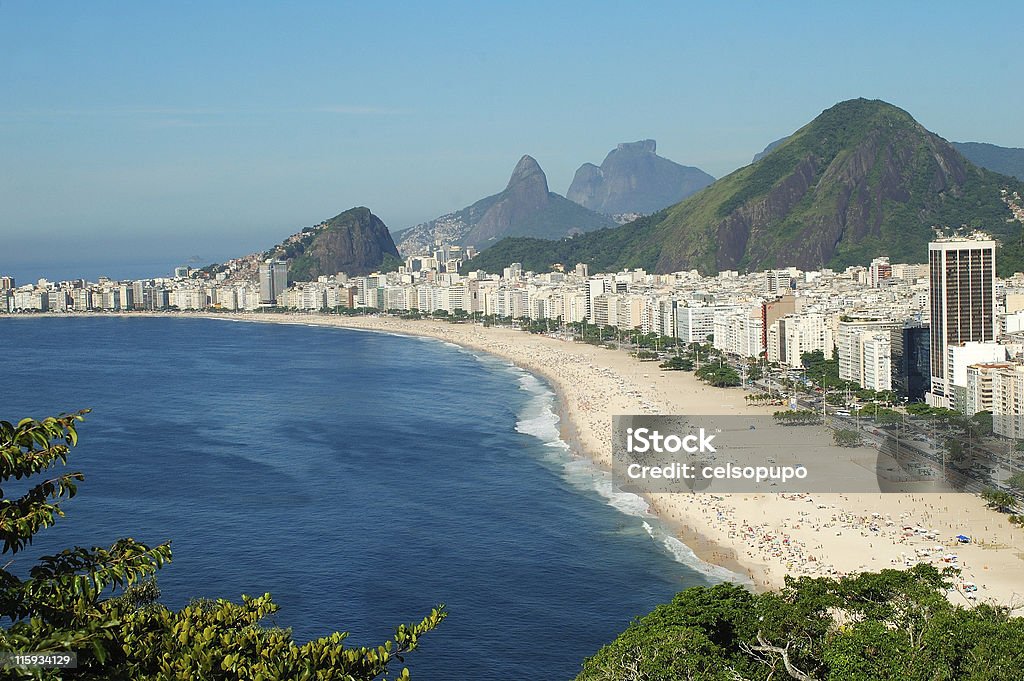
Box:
left=395, top=156, right=613, bottom=255
left=280, top=207, right=400, bottom=280
left=953, top=142, right=1024, bottom=180
left=566, top=140, right=714, bottom=215
left=469, top=99, right=1024, bottom=277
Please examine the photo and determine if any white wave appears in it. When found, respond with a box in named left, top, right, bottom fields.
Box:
left=510, top=368, right=748, bottom=585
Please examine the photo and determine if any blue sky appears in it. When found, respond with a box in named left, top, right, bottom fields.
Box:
left=2, top=1, right=1022, bottom=281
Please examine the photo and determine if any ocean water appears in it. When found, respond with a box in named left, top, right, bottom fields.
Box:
left=0, top=316, right=730, bottom=679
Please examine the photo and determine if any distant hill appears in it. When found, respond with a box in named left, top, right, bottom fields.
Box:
left=469, top=99, right=1024, bottom=277
left=566, top=140, right=714, bottom=215
left=395, top=156, right=613, bottom=255
left=271, top=207, right=400, bottom=280
left=758, top=138, right=1024, bottom=182
left=953, top=142, right=1024, bottom=180
left=751, top=137, right=788, bottom=163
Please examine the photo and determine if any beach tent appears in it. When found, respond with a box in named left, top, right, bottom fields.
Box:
left=956, top=534, right=971, bottom=543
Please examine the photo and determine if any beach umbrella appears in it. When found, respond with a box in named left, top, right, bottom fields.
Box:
left=956, top=534, right=971, bottom=543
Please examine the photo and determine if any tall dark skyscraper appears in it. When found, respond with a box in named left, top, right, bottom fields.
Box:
left=259, top=259, right=288, bottom=305
left=927, top=233, right=996, bottom=407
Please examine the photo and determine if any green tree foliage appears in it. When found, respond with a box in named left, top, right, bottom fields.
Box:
left=906, top=403, right=966, bottom=427
left=825, top=393, right=846, bottom=406
left=967, top=410, right=994, bottom=437
left=981, top=488, right=1019, bottom=514
left=946, top=436, right=967, bottom=465
left=773, top=410, right=822, bottom=426
left=800, top=350, right=856, bottom=391
left=464, top=210, right=670, bottom=276
left=659, top=356, right=694, bottom=371
left=833, top=429, right=862, bottom=447
left=1, top=413, right=445, bottom=680
left=745, top=361, right=764, bottom=382
left=576, top=565, right=1024, bottom=681
left=695, top=363, right=741, bottom=387
left=872, top=408, right=902, bottom=427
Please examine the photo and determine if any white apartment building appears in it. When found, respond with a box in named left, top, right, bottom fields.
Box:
left=964, top=362, right=1015, bottom=417
left=586, top=277, right=610, bottom=323
left=71, top=288, right=93, bottom=311
left=676, top=305, right=740, bottom=345
left=991, top=365, right=1024, bottom=439
left=860, top=334, right=893, bottom=391
left=868, top=257, right=893, bottom=288
left=946, top=341, right=1009, bottom=411
left=12, top=288, right=49, bottom=311
left=713, top=308, right=763, bottom=358
left=837, top=318, right=902, bottom=387
left=766, top=313, right=833, bottom=368
left=171, top=288, right=207, bottom=310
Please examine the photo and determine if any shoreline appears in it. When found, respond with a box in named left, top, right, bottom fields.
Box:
left=7, top=310, right=1024, bottom=609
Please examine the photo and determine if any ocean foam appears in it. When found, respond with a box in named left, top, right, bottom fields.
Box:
left=510, top=365, right=748, bottom=585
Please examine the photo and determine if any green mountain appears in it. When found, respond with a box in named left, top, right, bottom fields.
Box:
left=752, top=137, right=787, bottom=163
left=394, top=155, right=614, bottom=255
left=760, top=138, right=1024, bottom=181
left=953, top=141, right=1024, bottom=180
left=271, top=207, right=401, bottom=280
left=470, top=99, right=1024, bottom=276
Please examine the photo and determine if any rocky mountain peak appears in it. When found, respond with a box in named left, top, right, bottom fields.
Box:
left=506, top=155, right=549, bottom=193
left=394, top=154, right=612, bottom=254
left=567, top=140, right=714, bottom=215
left=616, top=139, right=657, bottom=154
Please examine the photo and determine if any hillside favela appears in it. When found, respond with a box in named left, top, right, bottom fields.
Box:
left=4, top=5, right=1024, bottom=681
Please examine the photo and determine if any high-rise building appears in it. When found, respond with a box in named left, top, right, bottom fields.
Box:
left=767, top=313, right=832, bottom=368
left=585, top=277, right=608, bottom=323
left=868, top=257, right=893, bottom=287
left=837, top=317, right=903, bottom=388
left=927, top=233, right=996, bottom=407
left=259, top=259, right=289, bottom=305
left=677, top=305, right=740, bottom=345
left=760, top=294, right=798, bottom=354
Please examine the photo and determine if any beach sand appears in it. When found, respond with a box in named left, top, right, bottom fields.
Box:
left=173, top=312, right=1024, bottom=610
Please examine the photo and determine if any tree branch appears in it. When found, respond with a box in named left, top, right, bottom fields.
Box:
left=747, top=632, right=818, bottom=681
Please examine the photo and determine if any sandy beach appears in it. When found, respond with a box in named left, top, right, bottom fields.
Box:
left=126, top=312, right=1024, bottom=610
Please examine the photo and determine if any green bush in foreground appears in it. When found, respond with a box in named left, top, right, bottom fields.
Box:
left=576, top=566, right=1024, bottom=680
left=0, top=412, right=444, bottom=680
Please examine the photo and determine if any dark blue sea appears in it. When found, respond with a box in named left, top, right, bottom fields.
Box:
left=0, top=316, right=735, bottom=679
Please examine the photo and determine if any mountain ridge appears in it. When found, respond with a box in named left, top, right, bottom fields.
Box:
left=469, top=99, right=1024, bottom=277
left=953, top=141, right=1024, bottom=180
left=754, top=137, right=1024, bottom=181
left=395, top=155, right=613, bottom=255
left=566, top=139, right=715, bottom=215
